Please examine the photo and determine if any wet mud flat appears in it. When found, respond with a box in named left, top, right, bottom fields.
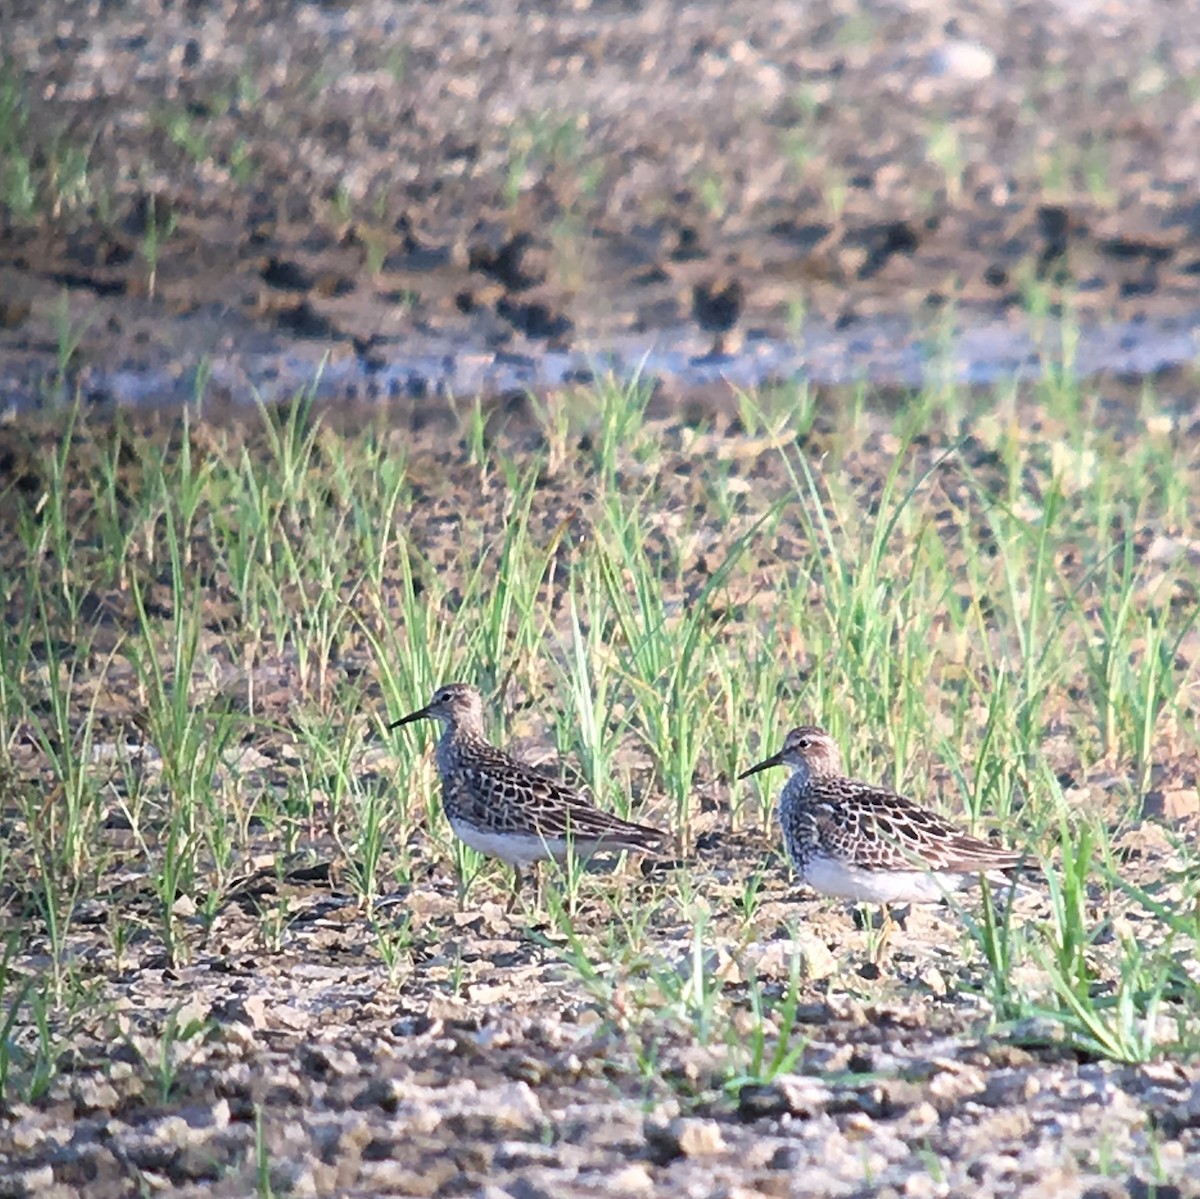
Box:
left=3, top=0, right=1200, bottom=405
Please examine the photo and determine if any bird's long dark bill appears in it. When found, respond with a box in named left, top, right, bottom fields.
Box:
left=388, top=706, right=429, bottom=729
left=737, top=752, right=782, bottom=780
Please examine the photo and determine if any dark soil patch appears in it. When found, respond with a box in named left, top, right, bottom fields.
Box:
left=3, top=0, right=1200, bottom=404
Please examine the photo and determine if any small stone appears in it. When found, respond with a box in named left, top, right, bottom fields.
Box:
left=899, top=1101, right=940, bottom=1138
left=1156, top=1139, right=1185, bottom=1165
left=926, top=1064, right=987, bottom=1108
left=739, top=1075, right=831, bottom=1120
left=10, top=1115, right=50, bottom=1151
left=298, top=1043, right=360, bottom=1079
left=0, top=1165, right=55, bottom=1197
left=237, top=995, right=269, bottom=1030
left=979, top=1071, right=1040, bottom=1107
left=272, top=1004, right=310, bottom=1031
left=1140, top=1061, right=1187, bottom=1085
left=675, top=1118, right=726, bottom=1157
left=904, top=1168, right=945, bottom=1197
left=919, top=966, right=948, bottom=997
left=1142, top=788, right=1200, bottom=821
left=353, top=1078, right=400, bottom=1112
left=852, top=1079, right=927, bottom=1118
left=739, top=1085, right=791, bottom=1121
left=1077, top=1180, right=1124, bottom=1199
left=748, top=934, right=838, bottom=982
left=927, top=39, right=996, bottom=82
left=458, top=1081, right=544, bottom=1138
left=73, top=1076, right=120, bottom=1112
left=466, top=983, right=509, bottom=1005
left=646, top=1116, right=727, bottom=1162
left=768, top=1144, right=802, bottom=1170
left=607, top=1164, right=654, bottom=1194
left=359, top=1159, right=459, bottom=1196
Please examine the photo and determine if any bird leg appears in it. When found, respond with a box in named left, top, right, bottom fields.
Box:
left=506, top=863, right=545, bottom=914
left=865, top=904, right=895, bottom=965
left=506, top=865, right=524, bottom=913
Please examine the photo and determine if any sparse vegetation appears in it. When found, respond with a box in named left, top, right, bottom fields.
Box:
left=4, top=0, right=1200, bottom=1193
left=0, top=365, right=1198, bottom=1189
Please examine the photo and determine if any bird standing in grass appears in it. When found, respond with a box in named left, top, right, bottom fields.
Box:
left=391, top=683, right=667, bottom=906
left=739, top=725, right=1025, bottom=912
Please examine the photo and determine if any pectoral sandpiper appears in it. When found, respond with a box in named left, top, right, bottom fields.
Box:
left=390, top=683, right=667, bottom=904
left=739, top=726, right=1025, bottom=910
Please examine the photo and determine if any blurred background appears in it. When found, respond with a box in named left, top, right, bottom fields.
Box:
left=3, top=0, right=1199, bottom=409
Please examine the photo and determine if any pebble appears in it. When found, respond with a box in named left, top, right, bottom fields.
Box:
left=0, top=1165, right=55, bottom=1197
left=739, top=1075, right=831, bottom=1120
left=646, top=1116, right=728, bottom=1161
left=927, top=39, right=997, bottom=82
left=748, top=934, right=839, bottom=982
left=675, top=1118, right=727, bottom=1157
left=608, top=1163, right=656, bottom=1194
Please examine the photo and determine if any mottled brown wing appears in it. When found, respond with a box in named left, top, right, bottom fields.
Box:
left=458, top=747, right=666, bottom=849
left=814, top=779, right=1023, bottom=873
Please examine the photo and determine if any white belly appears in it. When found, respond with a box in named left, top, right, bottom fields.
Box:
left=802, top=856, right=965, bottom=905
left=449, top=818, right=567, bottom=866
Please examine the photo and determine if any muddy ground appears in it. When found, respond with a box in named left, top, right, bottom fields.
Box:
left=0, top=399, right=1198, bottom=1198
left=4, top=2, right=1200, bottom=1197
left=5, top=862, right=1196, bottom=1199
left=4, top=0, right=1200, bottom=404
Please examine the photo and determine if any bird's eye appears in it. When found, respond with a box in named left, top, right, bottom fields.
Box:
left=798, top=737, right=811, bottom=749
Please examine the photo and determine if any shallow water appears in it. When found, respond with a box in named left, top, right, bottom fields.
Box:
left=13, top=307, right=1197, bottom=414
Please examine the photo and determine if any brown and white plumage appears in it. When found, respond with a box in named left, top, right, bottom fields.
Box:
left=391, top=683, right=666, bottom=895
left=739, top=725, right=1025, bottom=906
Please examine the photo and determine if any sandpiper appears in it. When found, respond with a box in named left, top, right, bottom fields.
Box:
left=390, top=683, right=667, bottom=904
left=739, top=726, right=1025, bottom=909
